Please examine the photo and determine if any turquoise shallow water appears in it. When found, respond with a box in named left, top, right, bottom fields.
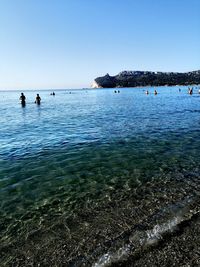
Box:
left=1, top=86, right=200, bottom=266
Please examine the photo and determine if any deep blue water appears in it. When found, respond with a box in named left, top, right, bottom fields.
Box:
left=1, top=86, right=200, bottom=266
left=1, top=87, right=200, bottom=158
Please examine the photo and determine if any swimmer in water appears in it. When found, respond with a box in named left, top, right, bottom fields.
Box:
left=19, top=93, right=26, bottom=106
left=154, top=90, right=158, bottom=95
left=146, top=90, right=149, bottom=95
left=35, top=94, right=41, bottom=105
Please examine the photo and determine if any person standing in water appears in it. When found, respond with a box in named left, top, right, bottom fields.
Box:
left=35, top=94, right=41, bottom=105
left=19, top=93, right=26, bottom=107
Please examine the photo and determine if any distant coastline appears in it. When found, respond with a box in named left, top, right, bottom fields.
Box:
left=92, top=70, right=200, bottom=88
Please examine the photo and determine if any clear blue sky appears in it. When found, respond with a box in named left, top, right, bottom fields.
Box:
left=0, top=0, right=199, bottom=89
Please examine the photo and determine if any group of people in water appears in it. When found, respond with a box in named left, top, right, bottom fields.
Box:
left=145, top=87, right=200, bottom=95
left=145, top=90, right=157, bottom=95
left=20, top=93, right=41, bottom=106
left=19, top=92, right=55, bottom=106
left=20, top=87, right=200, bottom=106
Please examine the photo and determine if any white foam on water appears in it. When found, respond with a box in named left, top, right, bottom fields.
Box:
left=146, top=216, right=180, bottom=245
left=93, top=216, right=182, bottom=267
left=93, top=244, right=131, bottom=267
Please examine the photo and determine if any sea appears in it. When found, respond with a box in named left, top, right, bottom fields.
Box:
left=0, top=86, right=200, bottom=266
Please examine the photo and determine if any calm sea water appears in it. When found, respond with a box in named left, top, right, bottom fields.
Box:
left=1, top=86, right=200, bottom=266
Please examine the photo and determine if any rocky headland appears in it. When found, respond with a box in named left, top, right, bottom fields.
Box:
left=92, top=70, right=200, bottom=88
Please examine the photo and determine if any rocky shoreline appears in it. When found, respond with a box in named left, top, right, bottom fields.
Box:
left=2, top=167, right=200, bottom=266
left=92, top=70, right=200, bottom=88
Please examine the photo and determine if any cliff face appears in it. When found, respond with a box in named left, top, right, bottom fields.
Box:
left=92, top=70, right=200, bottom=88
left=92, top=73, right=116, bottom=88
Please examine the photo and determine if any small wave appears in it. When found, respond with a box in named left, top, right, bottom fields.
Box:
left=93, top=211, right=196, bottom=267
